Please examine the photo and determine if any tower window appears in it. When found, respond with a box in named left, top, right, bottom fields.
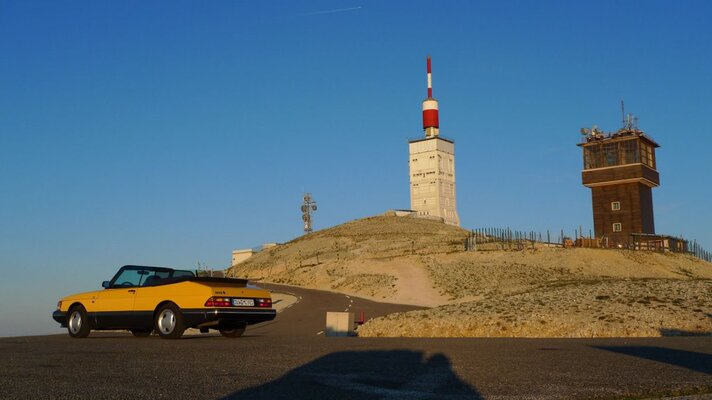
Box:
left=640, top=142, right=655, bottom=168
left=612, top=223, right=622, bottom=232
left=611, top=201, right=620, bottom=211
left=621, top=140, right=639, bottom=164
left=584, top=145, right=601, bottom=169
left=603, top=142, right=619, bottom=166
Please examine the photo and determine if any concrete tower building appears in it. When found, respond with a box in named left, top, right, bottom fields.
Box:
left=578, top=111, right=660, bottom=247
left=409, top=56, right=460, bottom=226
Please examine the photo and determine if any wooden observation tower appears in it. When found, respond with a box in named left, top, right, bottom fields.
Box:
left=578, top=107, right=660, bottom=247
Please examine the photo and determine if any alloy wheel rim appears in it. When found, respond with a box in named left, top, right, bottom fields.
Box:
left=158, top=310, right=176, bottom=334
left=69, top=311, right=82, bottom=334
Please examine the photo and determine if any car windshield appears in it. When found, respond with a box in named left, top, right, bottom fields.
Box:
left=110, top=266, right=195, bottom=287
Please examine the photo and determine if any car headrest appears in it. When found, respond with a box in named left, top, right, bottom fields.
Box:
left=144, top=275, right=162, bottom=286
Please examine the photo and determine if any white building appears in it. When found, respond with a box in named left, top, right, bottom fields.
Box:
left=409, top=136, right=459, bottom=225
left=408, top=56, right=460, bottom=226
left=231, top=249, right=255, bottom=266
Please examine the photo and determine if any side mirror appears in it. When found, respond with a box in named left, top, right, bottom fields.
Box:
left=102, top=281, right=111, bottom=288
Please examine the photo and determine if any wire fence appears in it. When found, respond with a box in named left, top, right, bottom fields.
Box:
left=689, top=240, right=712, bottom=263
left=464, top=227, right=712, bottom=263
left=464, top=227, right=566, bottom=251
left=196, top=269, right=226, bottom=277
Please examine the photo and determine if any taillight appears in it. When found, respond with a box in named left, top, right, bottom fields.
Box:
left=256, top=298, right=272, bottom=308
left=204, top=297, right=272, bottom=308
left=204, top=297, right=231, bottom=307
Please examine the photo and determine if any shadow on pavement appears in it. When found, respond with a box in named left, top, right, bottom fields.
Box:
left=659, top=313, right=712, bottom=337
left=658, top=328, right=712, bottom=337
left=593, top=346, right=712, bottom=375
left=221, top=350, right=481, bottom=399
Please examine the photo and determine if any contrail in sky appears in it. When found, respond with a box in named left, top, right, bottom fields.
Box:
left=295, top=6, right=362, bottom=17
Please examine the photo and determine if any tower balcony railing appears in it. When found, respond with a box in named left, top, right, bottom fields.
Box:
left=579, top=128, right=657, bottom=146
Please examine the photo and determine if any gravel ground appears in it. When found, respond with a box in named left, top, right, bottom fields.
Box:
left=358, top=279, right=712, bottom=337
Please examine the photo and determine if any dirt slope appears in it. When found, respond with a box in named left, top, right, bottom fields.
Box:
left=230, top=216, right=468, bottom=306
left=229, top=215, right=712, bottom=337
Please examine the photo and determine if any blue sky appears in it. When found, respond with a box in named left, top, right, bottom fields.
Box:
left=1, top=1, right=711, bottom=336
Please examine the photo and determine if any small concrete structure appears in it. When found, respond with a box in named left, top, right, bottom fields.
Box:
left=231, top=249, right=256, bottom=266
left=325, top=312, right=355, bottom=337
left=231, top=243, right=281, bottom=267
left=384, top=209, right=417, bottom=218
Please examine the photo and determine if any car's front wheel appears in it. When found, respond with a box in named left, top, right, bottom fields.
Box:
left=219, top=323, right=247, bottom=338
left=154, top=303, right=185, bottom=339
left=67, top=305, right=91, bottom=338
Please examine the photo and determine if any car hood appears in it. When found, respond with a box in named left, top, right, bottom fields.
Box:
left=61, top=289, right=104, bottom=302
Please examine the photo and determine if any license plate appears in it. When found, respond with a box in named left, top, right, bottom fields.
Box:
left=232, top=298, right=254, bottom=307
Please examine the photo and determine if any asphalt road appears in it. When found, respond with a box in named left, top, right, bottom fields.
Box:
left=1, top=284, right=710, bottom=399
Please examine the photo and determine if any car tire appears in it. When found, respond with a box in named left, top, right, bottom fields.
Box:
left=67, top=305, right=91, bottom=338
left=219, top=324, right=246, bottom=338
left=154, top=303, right=185, bottom=339
left=130, top=329, right=152, bottom=337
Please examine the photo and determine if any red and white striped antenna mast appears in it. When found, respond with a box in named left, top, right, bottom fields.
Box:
left=427, top=56, right=433, bottom=98
left=422, top=55, right=439, bottom=138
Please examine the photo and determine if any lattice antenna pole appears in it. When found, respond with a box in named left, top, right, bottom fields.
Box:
left=301, top=193, right=318, bottom=233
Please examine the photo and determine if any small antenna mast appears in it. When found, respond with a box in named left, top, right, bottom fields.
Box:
left=621, top=99, right=625, bottom=128
left=301, top=193, right=318, bottom=233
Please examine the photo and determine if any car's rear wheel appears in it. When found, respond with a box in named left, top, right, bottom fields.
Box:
left=130, top=329, right=152, bottom=337
left=219, top=323, right=246, bottom=338
left=154, top=303, right=185, bottom=339
left=67, top=305, right=91, bottom=338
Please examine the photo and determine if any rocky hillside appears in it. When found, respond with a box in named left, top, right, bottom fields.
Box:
left=237, top=215, right=469, bottom=269
left=229, top=215, right=469, bottom=305
left=228, top=215, right=712, bottom=337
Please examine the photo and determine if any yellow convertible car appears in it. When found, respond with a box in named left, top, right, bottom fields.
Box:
left=52, top=265, right=276, bottom=339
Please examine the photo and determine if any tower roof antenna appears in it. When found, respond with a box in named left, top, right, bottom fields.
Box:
left=426, top=55, right=433, bottom=98
left=422, top=55, right=440, bottom=137
left=621, top=99, right=625, bottom=128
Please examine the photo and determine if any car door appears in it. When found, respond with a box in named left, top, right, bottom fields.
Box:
left=92, top=268, right=144, bottom=329
left=131, top=270, right=173, bottom=327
